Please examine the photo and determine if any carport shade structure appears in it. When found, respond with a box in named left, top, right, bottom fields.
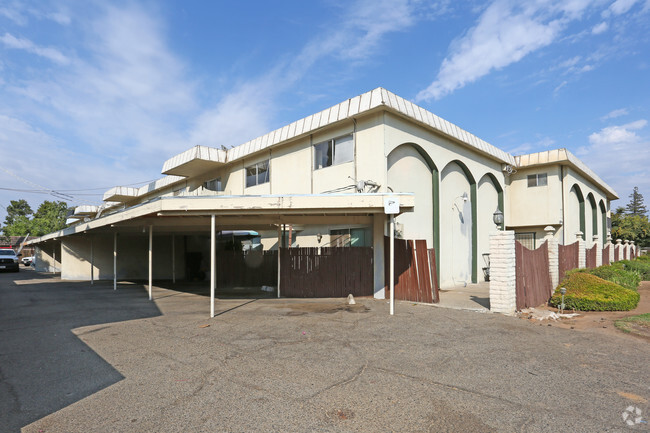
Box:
left=25, top=193, right=414, bottom=317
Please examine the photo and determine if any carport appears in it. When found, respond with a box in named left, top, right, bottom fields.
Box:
left=27, top=193, right=413, bottom=317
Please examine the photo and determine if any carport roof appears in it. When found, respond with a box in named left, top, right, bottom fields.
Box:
left=27, top=193, right=414, bottom=244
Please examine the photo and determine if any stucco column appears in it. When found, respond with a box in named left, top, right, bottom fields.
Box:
left=489, top=230, right=516, bottom=315
left=544, top=226, right=559, bottom=291
left=606, top=233, right=614, bottom=263
left=616, top=239, right=623, bottom=262
left=373, top=213, right=386, bottom=299
left=576, top=232, right=586, bottom=269
left=593, top=235, right=601, bottom=267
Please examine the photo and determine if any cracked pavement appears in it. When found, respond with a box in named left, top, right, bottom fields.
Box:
left=1, top=269, right=649, bottom=432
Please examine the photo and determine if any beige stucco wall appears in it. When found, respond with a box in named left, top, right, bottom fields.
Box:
left=506, top=165, right=562, bottom=228
left=34, top=241, right=61, bottom=272
left=60, top=234, right=186, bottom=281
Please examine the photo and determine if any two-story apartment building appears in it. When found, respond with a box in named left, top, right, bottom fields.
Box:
left=28, top=88, right=617, bottom=302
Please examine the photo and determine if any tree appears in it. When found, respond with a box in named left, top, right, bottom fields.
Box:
left=3, top=200, right=33, bottom=227
left=611, top=212, right=650, bottom=247
left=625, top=186, right=648, bottom=216
left=30, top=201, right=69, bottom=236
left=1, top=200, right=69, bottom=237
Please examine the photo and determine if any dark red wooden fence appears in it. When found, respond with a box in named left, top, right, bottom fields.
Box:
left=559, top=241, right=579, bottom=282
left=384, top=237, right=438, bottom=303
left=614, top=246, right=619, bottom=262
left=280, top=247, right=373, bottom=297
left=515, top=241, right=552, bottom=310
left=216, top=250, right=277, bottom=287
left=602, top=245, right=610, bottom=266
left=585, top=244, right=597, bottom=269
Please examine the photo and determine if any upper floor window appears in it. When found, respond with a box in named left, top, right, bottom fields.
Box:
left=314, top=134, right=353, bottom=170
left=204, top=177, right=222, bottom=192
left=246, top=160, right=269, bottom=187
left=527, top=173, right=547, bottom=187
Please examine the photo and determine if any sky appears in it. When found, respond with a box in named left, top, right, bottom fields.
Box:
left=1, top=0, right=649, bottom=224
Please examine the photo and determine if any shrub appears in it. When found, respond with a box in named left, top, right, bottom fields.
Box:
left=565, top=265, right=641, bottom=291
left=588, top=265, right=641, bottom=291
left=618, top=260, right=650, bottom=281
left=549, top=273, right=640, bottom=311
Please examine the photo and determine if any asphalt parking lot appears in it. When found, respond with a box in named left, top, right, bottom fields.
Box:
left=1, top=269, right=649, bottom=432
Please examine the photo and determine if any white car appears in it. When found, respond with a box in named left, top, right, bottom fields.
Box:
left=0, top=248, right=20, bottom=272
left=22, top=256, right=34, bottom=266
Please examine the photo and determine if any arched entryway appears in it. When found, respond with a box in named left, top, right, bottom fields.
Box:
left=477, top=173, right=503, bottom=280
left=567, top=184, right=585, bottom=242
left=440, top=160, right=476, bottom=288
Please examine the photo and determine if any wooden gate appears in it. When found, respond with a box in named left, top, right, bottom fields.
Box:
left=559, top=241, right=579, bottom=282
left=515, top=241, right=552, bottom=310
left=586, top=244, right=597, bottom=269
left=384, top=237, right=438, bottom=303
left=602, top=245, right=610, bottom=266
left=280, top=247, right=373, bottom=297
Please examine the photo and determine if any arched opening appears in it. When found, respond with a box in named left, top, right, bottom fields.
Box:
left=587, top=193, right=597, bottom=242
left=477, top=173, right=503, bottom=279
left=599, top=200, right=607, bottom=246
left=440, top=160, right=477, bottom=288
left=567, top=184, right=585, bottom=242
left=386, top=143, right=440, bottom=282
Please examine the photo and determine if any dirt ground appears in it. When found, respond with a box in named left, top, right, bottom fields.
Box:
left=522, top=281, right=650, bottom=340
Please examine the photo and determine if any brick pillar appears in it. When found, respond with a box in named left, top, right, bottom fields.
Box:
left=624, top=239, right=630, bottom=260
left=593, top=235, right=601, bottom=267
left=576, top=232, right=586, bottom=269
left=616, top=239, right=623, bottom=262
left=545, top=226, right=559, bottom=291
left=607, top=233, right=614, bottom=263
left=630, top=241, right=636, bottom=259
left=489, top=230, right=516, bottom=314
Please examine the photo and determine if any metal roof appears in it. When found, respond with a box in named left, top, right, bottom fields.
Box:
left=514, top=149, right=618, bottom=199
left=222, top=87, right=515, bottom=165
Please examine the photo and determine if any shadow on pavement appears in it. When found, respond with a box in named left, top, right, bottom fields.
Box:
left=0, top=270, right=161, bottom=432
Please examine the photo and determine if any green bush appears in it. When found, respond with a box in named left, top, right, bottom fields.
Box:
left=618, top=260, right=650, bottom=280
left=550, top=273, right=640, bottom=311
left=565, top=265, right=641, bottom=291
left=588, top=265, right=641, bottom=291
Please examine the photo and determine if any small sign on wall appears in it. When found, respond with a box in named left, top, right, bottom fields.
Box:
left=384, top=197, right=400, bottom=214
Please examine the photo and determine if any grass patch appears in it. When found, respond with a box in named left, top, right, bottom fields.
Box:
left=550, top=273, right=640, bottom=311
left=616, top=260, right=650, bottom=281
left=615, top=313, right=650, bottom=338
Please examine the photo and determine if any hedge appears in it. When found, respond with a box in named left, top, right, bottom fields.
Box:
left=549, top=273, right=640, bottom=311
left=614, top=260, right=650, bottom=281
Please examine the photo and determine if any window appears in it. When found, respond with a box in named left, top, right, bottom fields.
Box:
left=314, top=134, right=353, bottom=170
left=329, top=228, right=370, bottom=247
left=204, top=177, right=222, bottom=192
left=527, top=173, right=547, bottom=187
left=515, top=232, right=536, bottom=249
left=246, top=160, right=269, bottom=187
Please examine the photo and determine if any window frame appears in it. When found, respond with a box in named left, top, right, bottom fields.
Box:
left=203, top=177, right=222, bottom=192
left=245, top=160, right=270, bottom=188
left=313, top=134, right=354, bottom=170
left=527, top=173, right=548, bottom=187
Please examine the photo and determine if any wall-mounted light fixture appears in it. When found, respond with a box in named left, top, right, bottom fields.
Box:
left=493, top=207, right=504, bottom=229
left=316, top=233, right=322, bottom=243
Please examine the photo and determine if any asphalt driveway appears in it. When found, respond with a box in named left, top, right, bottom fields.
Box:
left=1, top=269, right=648, bottom=432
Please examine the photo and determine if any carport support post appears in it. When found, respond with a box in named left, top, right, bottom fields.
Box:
left=277, top=226, right=281, bottom=298
left=210, top=215, right=215, bottom=318
left=389, top=214, right=395, bottom=316
left=171, top=235, right=176, bottom=284
left=90, top=237, right=94, bottom=285
left=113, top=232, right=117, bottom=291
left=148, top=225, right=153, bottom=301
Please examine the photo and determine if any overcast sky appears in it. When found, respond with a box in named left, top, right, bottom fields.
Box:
left=1, top=0, right=649, bottom=222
